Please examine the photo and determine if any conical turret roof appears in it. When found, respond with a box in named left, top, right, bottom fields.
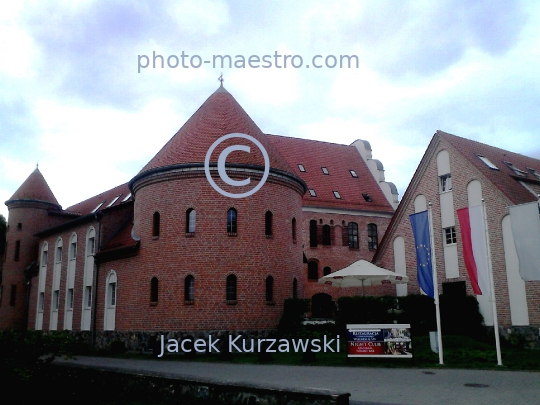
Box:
left=140, top=85, right=295, bottom=174
left=8, top=167, right=60, bottom=206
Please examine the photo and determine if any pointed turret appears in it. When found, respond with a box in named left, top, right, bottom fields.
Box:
left=140, top=85, right=295, bottom=174
left=7, top=167, right=60, bottom=208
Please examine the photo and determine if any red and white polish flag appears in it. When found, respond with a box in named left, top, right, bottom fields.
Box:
left=456, top=205, right=491, bottom=295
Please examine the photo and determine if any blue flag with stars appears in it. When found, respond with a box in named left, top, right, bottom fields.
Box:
left=409, top=211, right=434, bottom=299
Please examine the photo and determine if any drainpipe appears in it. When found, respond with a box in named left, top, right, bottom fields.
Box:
left=91, top=212, right=102, bottom=351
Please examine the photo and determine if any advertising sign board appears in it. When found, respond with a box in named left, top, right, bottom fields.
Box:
left=347, top=324, right=412, bottom=358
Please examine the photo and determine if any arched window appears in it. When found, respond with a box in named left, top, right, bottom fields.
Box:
left=150, top=277, right=159, bottom=302
left=226, top=274, right=237, bottom=302
left=308, top=261, right=319, bottom=280
left=323, top=266, right=331, bottom=276
left=322, top=225, right=331, bottom=245
left=82, top=227, right=95, bottom=331
left=227, top=208, right=237, bottom=234
left=292, top=217, right=297, bottom=242
left=104, top=271, right=117, bottom=331
left=367, top=223, right=378, bottom=250
left=152, top=212, right=160, bottom=238
left=293, top=278, right=298, bottom=299
left=265, top=211, right=273, bottom=237
left=185, top=275, right=195, bottom=302
left=309, top=220, right=318, bottom=247
left=348, top=222, right=359, bottom=249
left=265, top=276, right=274, bottom=302
left=36, top=242, right=49, bottom=330
left=186, top=208, right=196, bottom=234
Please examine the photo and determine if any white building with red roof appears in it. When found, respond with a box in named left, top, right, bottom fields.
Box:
left=373, top=130, right=540, bottom=335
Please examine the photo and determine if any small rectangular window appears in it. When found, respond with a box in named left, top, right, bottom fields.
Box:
left=91, top=202, right=104, bottom=213
left=70, top=242, right=77, bottom=260
left=17, top=223, right=22, bottom=229
left=362, top=193, right=372, bottom=202
left=333, top=191, right=341, bottom=199
left=85, top=286, right=92, bottom=308
left=527, top=168, right=540, bottom=180
left=476, top=154, right=499, bottom=170
left=321, top=167, right=329, bottom=175
left=121, top=193, right=132, bottom=203
left=107, top=195, right=121, bottom=207
left=53, top=290, right=60, bottom=310
left=349, top=170, right=358, bottom=178
left=14, top=240, right=20, bottom=261
left=444, top=227, right=457, bottom=245
left=67, top=288, right=74, bottom=309
left=439, top=174, right=452, bottom=193
left=309, top=189, right=317, bottom=197
left=503, top=161, right=528, bottom=176
left=298, top=164, right=306, bottom=172
left=110, top=283, right=116, bottom=306
left=39, top=292, right=45, bottom=311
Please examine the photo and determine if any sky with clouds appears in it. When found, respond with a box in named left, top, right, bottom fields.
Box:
left=1, top=0, right=539, bottom=219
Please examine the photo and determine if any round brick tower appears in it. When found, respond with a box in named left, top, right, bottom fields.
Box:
left=1, top=168, right=61, bottom=330
left=125, top=85, right=306, bottom=332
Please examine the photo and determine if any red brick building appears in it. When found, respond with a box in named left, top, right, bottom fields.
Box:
left=373, top=130, right=540, bottom=334
left=0, top=85, right=396, bottom=343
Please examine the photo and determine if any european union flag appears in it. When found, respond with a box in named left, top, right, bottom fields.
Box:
left=409, top=211, right=434, bottom=299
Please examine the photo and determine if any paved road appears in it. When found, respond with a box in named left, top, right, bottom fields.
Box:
left=55, top=356, right=540, bottom=405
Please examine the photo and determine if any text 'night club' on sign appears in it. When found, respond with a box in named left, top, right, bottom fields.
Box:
left=346, top=324, right=412, bottom=358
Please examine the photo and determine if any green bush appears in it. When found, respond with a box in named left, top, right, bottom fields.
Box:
left=0, top=330, right=80, bottom=389
left=277, top=298, right=310, bottom=336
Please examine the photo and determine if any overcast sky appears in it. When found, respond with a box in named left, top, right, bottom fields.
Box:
left=1, top=0, right=539, bottom=219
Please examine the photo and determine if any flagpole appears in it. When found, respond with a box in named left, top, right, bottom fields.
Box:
left=482, top=199, right=503, bottom=366
left=428, top=203, right=444, bottom=365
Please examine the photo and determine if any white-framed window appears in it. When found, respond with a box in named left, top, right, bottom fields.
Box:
left=67, top=288, right=74, bottom=309
left=85, top=286, right=92, bottom=308
left=444, top=227, right=457, bottom=245
left=321, top=167, right=329, bottom=175
left=476, top=154, right=499, bottom=170
left=39, top=292, right=45, bottom=311
left=333, top=190, right=341, bottom=199
left=309, top=189, right=317, bottom=197
left=349, top=170, right=358, bottom=178
left=439, top=174, right=452, bottom=193
left=298, top=164, right=306, bottom=172
left=53, top=290, right=60, bottom=310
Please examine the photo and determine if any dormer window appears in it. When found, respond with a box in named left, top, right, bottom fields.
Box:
left=309, top=189, right=317, bottom=197
left=349, top=170, right=358, bottom=178
left=298, top=164, right=306, bottom=172
left=321, top=167, right=329, bottom=175
left=476, top=154, right=499, bottom=170
left=91, top=202, right=104, bottom=213
left=107, top=195, right=121, bottom=207
left=333, top=191, right=341, bottom=199
left=121, top=193, right=132, bottom=203
left=439, top=174, right=452, bottom=193
left=527, top=168, right=540, bottom=180
left=504, top=161, right=528, bottom=176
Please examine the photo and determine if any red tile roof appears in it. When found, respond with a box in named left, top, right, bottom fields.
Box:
left=268, top=135, right=394, bottom=213
left=440, top=131, right=540, bottom=205
left=140, top=85, right=295, bottom=174
left=99, top=218, right=138, bottom=253
left=8, top=167, right=60, bottom=206
left=65, top=183, right=131, bottom=215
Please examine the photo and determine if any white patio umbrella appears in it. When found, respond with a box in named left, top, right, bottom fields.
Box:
left=318, top=259, right=409, bottom=296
